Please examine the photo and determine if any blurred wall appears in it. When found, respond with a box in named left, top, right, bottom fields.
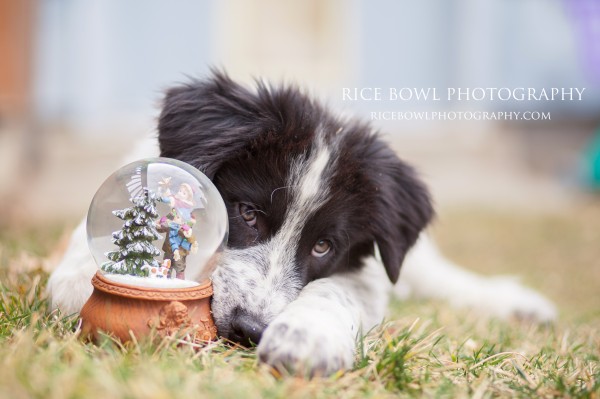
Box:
left=356, top=0, right=599, bottom=116
left=0, top=0, right=35, bottom=121
left=34, top=0, right=214, bottom=134
left=1, top=0, right=599, bottom=226
left=28, top=0, right=600, bottom=136
left=213, top=0, right=359, bottom=93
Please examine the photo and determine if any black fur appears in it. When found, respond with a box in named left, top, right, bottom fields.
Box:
left=158, top=70, right=433, bottom=290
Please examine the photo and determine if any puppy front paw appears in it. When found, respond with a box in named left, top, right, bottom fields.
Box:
left=257, top=313, right=355, bottom=377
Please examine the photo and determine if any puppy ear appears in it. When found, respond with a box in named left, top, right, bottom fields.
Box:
left=370, top=144, right=434, bottom=283
left=157, top=70, right=275, bottom=178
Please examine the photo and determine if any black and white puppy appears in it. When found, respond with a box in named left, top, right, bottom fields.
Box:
left=48, top=72, right=557, bottom=375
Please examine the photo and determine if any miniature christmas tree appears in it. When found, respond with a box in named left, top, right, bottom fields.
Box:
left=102, top=188, right=162, bottom=276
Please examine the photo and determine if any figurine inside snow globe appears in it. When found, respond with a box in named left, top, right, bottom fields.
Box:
left=81, top=158, right=227, bottom=343
left=87, top=157, right=228, bottom=287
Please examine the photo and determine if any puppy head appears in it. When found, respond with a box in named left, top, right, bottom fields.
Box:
left=158, top=71, right=433, bottom=345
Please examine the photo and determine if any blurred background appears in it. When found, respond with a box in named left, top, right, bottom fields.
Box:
left=0, top=0, right=598, bottom=318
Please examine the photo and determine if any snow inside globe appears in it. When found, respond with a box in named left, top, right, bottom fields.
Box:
left=87, top=158, right=228, bottom=289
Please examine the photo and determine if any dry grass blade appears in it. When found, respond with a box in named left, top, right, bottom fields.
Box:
left=1, top=207, right=600, bottom=398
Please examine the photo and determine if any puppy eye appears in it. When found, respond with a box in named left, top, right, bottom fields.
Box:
left=239, top=203, right=258, bottom=227
left=311, top=239, right=331, bottom=257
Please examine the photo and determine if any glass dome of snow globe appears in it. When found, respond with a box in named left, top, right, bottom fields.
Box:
left=87, top=157, right=228, bottom=289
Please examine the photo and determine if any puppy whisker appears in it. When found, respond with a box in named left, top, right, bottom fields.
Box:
left=230, top=208, right=268, bottom=221
left=270, top=186, right=291, bottom=204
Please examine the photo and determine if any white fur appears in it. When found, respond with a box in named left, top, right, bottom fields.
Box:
left=267, top=139, right=332, bottom=270
left=398, top=235, right=557, bottom=321
left=257, top=257, right=389, bottom=375
left=295, top=139, right=331, bottom=205
left=47, top=226, right=557, bottom=374
left=47, top=135, right=557, bottom=375
left=47, top=221, right=97, bottom=315
left=211, top=140, right=336, bottom=334
left=257, top=278, right=361, bottom=375
left=211, top=244, right=303, bottom=328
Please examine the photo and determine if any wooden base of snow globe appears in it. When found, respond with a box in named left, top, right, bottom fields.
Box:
left=80, top=272, right=217, bottom=344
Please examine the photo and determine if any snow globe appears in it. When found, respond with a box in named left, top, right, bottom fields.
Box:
left=80, top=158, right=228, bottom=343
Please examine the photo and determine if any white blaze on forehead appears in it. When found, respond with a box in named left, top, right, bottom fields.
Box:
left=297, top=145, right=331, bottom=206
left=212, top=134, right=337, bottom=326
left=267, top=136, right=334, bottom=272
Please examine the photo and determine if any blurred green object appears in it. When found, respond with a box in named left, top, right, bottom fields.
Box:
left=584, top=126, right=600, bottom=189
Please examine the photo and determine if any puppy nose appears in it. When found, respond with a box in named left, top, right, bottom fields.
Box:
left=230, top=311, right=265, bottom=346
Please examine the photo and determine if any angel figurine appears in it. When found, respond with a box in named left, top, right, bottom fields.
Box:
left=156, top=177, right=202, bottom=279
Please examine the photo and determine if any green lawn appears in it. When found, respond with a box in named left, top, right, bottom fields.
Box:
left=0, top=206, right=598, bottom=398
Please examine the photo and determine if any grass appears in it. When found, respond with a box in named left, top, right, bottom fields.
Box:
left=1, top=206, right=599, bottom=399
